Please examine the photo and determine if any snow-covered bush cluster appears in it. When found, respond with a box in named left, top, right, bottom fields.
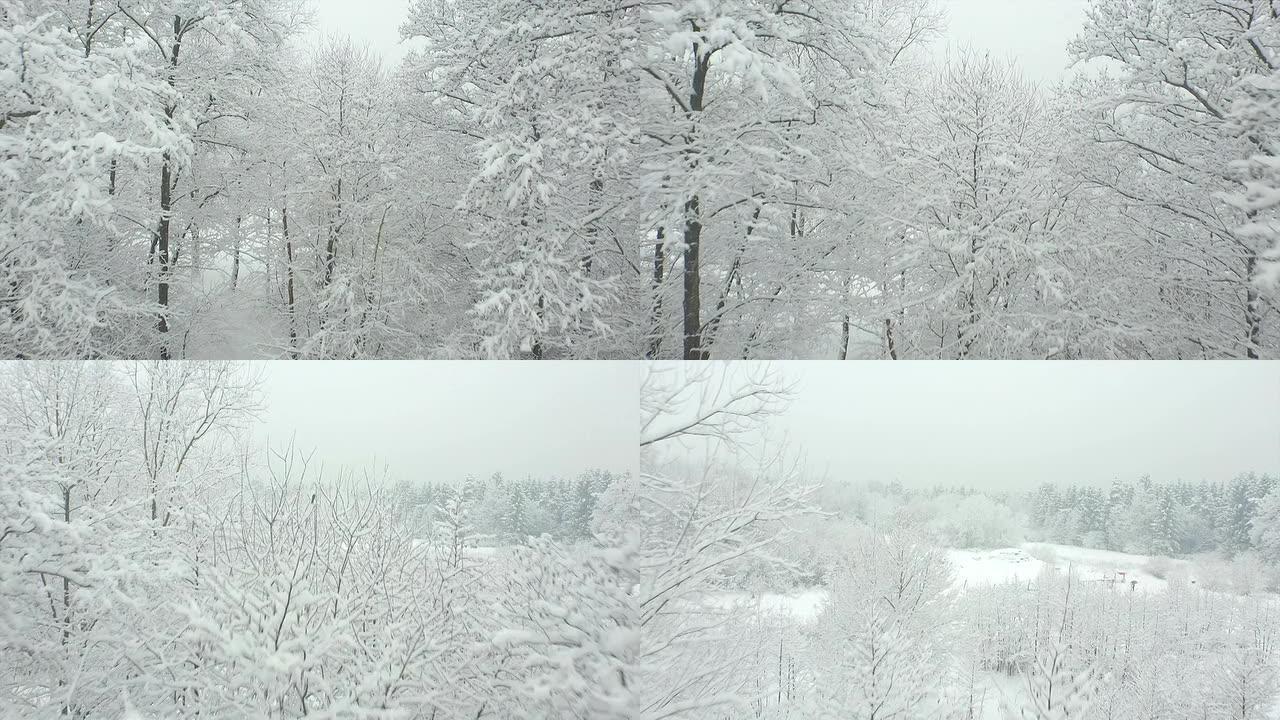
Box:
left=817, top=480, right=1026, bottom=550
left=0, top=363, right=645, bottom=718
left=658, top=522, right=1280, bottom=720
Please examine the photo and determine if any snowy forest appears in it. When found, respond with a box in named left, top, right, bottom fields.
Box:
left=809, top=473, right=1280, bottom=592
left=2, top=360, right=1279, bottom=718
left=0, top=361, right=641, bottom=718
left=5, top=0, right=1280, bottom=359
left=817, top=472, right=1280, bottom=556
left=389, top=470, right=618, bottom=545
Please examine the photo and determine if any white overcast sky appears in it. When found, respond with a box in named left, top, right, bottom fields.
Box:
left=309, top=0, right=1090, bottom=81
left=767, top=363, right=1280, bottom=490
left=255, top=362, right=639, bottom=484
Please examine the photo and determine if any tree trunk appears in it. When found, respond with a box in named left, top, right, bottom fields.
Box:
left=531, top=295, right=545, bottom=359
left=156, top=18, right=183, bottom=360
left=283, top=202, right=298, bottom=359
left=156, top=147, right=173, bottom=358
left=230, top=216, right=242, bottom=290
left=584, top=174, right=603, bottom=276
left=681, top=46, right=710, bottom=360
left=704, top=205, right=759, bottom=352
left=839, top=275, right=855, bottom=360
left=682, top=193, right=706, bottom=359
left=647, top=229, right=665, bottom=359
left=1244, top=251, right=1262, bottom=359
left=324, top=178, right=342, bottom=287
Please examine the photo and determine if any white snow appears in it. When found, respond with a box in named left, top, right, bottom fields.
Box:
left=707, top=588, right=827, bottom=621
left=947, top=546, right=1044, bottom=587
left=949, top=543, right=1184, bottom=592
left=751, top=542, right=1215, bottom=622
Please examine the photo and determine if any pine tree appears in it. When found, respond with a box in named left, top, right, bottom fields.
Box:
left=1104, top=480, right=1132, bottom=551
left=1251, top=487, right=1280, bottom=564
left=435, top=491, right=476, bottom=571
left=1220, top=474, right=1260, bottom=557
left=1149, top=486, right=1180, bottom=556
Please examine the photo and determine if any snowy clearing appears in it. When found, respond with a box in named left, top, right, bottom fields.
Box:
left=752, top=542, right=1258, bottom=622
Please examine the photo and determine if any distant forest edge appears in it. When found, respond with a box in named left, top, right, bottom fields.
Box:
left=392, top=470, right=618, bottom=546
left=407, top=470, right=1280, bottom=578
left=788, top=473, right=1280, bottom=589
left=447, top=471, right=1279, bottom=559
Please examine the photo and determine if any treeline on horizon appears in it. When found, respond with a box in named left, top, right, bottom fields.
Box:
left=1028, top=472, right=1278, bottom=559
left=388, top=470, right=619, bottom=545
left=818, top=472, right=1280, bottom=561
left=387, top=468, right=1280, bottom=574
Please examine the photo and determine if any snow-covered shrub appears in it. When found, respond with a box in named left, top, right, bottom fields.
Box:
left=807, top=527, right=957, bottom=718
left=1026, top=544, right=1060, bottom=566
left=1144, top=556, right=1174, bottom=580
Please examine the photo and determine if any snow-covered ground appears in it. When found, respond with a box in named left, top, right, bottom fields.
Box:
left=947, top=546, right=1045, bottom=588
left=456, top=541, right=1250, bottom=629
left=753, top=542, right=1204, bottom=622
left=714, top=541, right=1279, bottom=720
left=949, top=542, right=1185, bottom=593
left=712, top=588, right=827, bottom=621
left=409, top=542, right=500, bottom=561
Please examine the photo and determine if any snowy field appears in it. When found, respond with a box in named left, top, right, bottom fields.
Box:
left=736, top=542, right=1227, bottom=622
left=713, top=541, right=1280, bottom=718
left=950, top=542, right=1185, bottom=592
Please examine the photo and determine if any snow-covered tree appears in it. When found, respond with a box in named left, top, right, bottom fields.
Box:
left=403, top=0, right=637, bottom=359
left=1250, top=488, right=1280, bottom=564
left=1070, top=0, right=1280, bottom=358
left=808, top=528, right=957, bottom=720
left=632, top=362, right=818, bottom=717
left=481, top=537, right=640, bottom=719
left=0, top=0, right=179, bottom=358
left=878, top=52, right=1082, bottom=358
left=1006, top=632, right=1100, bottom=720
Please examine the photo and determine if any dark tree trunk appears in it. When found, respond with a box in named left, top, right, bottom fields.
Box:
left=283, top=202, right=298, bottom=359
left=647, top=229, right=665, bottom=359
left=156, top=17, right=183, bottom=359
left=584, top=175, right=603, bottom=276
left=682, top=44, right=710, bottom=360
left=324, top=177, right=343, bottom=287
left=156, top=147, right=173, bottom=358
left=230, top=216, right=241, bottom=290
left=682, top=193, right=705, bottom=359
left=532, top=296, right=544, bottom=360
left=704, top=205, right=759, bottom=352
